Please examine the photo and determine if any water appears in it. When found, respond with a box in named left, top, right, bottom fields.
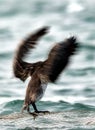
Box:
left=0, top=0, right=95, bottom=129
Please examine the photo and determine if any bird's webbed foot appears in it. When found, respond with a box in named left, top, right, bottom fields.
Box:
left=34, top=110, right=50, bottom=114
left=29, top=110, right=50, bottom=119
left=32, top=102, right=49, bottom=114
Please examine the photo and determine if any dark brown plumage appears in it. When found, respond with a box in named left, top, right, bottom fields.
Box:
left=13, top=26, right=78, bottom=114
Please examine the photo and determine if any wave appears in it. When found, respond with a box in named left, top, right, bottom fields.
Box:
left=1, top=99, right=95, bottom=116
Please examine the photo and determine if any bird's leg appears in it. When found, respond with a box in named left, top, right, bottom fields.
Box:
left=32, top=102, right=39, bottom=113
left=21, top=104, right=30, bottom=113
left=21, top=103, right=38, bottom=119
left=32, top=102, right=50, bottom=114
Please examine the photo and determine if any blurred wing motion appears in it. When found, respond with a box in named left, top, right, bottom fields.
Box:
left=13, top=27, right=49, bottom=81
left=13, top=26, right=78, bottom=83
left=44, top=36, right=78, bottom=82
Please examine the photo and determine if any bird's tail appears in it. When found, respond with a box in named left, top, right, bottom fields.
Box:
left=13, top=27, right=49, bottom=81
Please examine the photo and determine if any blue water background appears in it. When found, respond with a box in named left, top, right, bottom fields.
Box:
left=0, top=0, right=95, bottom=129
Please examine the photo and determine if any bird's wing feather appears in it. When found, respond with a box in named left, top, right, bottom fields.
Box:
left=43, top=36, right=78, bottom=82
left=13, top=27, right=49, bottom=81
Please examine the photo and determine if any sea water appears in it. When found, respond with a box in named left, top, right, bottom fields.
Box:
left=0, top=0, right=95, bottom=129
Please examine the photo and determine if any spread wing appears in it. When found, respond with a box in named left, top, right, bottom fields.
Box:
left=13, top=26, right=49, bottom=81
left=44, top=36, right=78, bottom=82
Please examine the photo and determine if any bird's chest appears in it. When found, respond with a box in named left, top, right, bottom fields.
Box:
left=41, top=83, right=47, bottom=94
left=36, top=83, right=47, bottom=101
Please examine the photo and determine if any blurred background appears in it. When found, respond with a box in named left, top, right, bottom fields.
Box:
left=0, top=0, right=95, bottom=119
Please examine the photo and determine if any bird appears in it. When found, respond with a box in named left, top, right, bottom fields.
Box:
left=13, top=26, right=78, bottom=115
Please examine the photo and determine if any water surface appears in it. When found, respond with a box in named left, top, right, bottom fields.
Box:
left=0, top=0, right=95, bottom=129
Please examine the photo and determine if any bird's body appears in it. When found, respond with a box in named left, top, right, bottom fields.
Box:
left=25, top=74, right=48, bottom=104
left=13, top=26, right=78, bottom=114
